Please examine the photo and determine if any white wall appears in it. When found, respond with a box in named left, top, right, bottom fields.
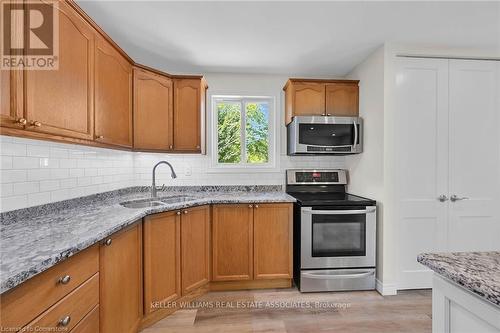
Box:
left=345, top=46, right=390, bottom=292
left=0, top=73, right=346, bottom=212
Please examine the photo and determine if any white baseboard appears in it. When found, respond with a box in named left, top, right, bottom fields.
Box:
left=376, top=279, right=398, bottom=296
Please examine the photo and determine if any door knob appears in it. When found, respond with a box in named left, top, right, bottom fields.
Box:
left=437, top=195, right=448, bottom=202
left=450, top=195, right=468, bottom=202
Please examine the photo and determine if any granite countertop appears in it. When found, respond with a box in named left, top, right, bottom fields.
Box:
left=417, top=251, right=500, bottom=307
left=0, top=185, right=295, bottom=294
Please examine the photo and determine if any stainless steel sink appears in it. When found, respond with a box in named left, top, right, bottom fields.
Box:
left=158, top=195, right=194, bottom=204
left=120, top=195, right=194, bottom=209
left=120, top=199, right=165, bottom=209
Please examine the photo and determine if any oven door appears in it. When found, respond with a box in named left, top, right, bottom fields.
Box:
left=300, top=206, right=376, bottom=269
left=287, top=116, right=363, bottom=154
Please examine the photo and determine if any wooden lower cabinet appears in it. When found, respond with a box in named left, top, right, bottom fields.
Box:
left=99, top=223, right=142, bottom=333
left=212, top=204, right=254, bottom=281
left=253, top=204, right=293, bottom=279
left=143, top=211, right=181, bottom=314
left=71, top=305, right=99, bottom=333
left=181, top=205, right=210, bottom=294
left=212, top=203, right=293, bottom=282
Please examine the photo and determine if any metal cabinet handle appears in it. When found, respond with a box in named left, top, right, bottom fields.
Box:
left=176, top=211, right=181, bottom=215
left=438, top=195, right=448, bottom=202
left=58, top=275, right=71, bottom=285
left=450, top=195, right=469, bottom=202
left=31, top=120, right=42, bottom=127
left=169, top=145, right=173, bottom=149
left=104, top=238, right=112, bottom=246
left=248, top=204, right=253, bottom=208
left=16, top=118, right=27, bottom=125
left=183, top=210, right=188, bottom=214
left=58, top=315, right=71, bottom=327
left=302, top=207, right=376, bottom=215
left=96, top=135, right=104, bottom=139
left=254, top=204, right=259, bottom=208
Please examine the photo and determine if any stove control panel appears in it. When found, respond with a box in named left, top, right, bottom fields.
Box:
left=286, top=169, right=347, bottom=185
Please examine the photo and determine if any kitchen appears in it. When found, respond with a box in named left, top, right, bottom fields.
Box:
left=0, top=1, right=499, bottom=333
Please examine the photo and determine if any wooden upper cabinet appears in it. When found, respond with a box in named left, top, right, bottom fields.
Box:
left=325, top=83, right=359, bottom=116
left=173, top=78, right=207, bottom=153
left=143, top=211, right=181, bottom=315
left=253, top=204, right=293, bottom=280
left=95, top=36, right=133, bottom=147
left=133, top=68, right=173, bottom=151
left=23, top=1, right=94, bottom=140
left=0, top=70, right=23, bottom=129
left=283, top=79, right=359, bottom=124
left=100, top=223, right=142, bottom=333
left=212, top=204, right=254, bottom=281
left=181, top=205, right=210, bottom=295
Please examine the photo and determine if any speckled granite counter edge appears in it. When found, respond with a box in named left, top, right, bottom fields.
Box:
left=418, top=252, right=500, bottom=307
left=0, top=185, right=294, bottom=293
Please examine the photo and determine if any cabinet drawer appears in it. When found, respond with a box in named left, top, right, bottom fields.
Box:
left=71, top=305, right=99, bottom=333
left=1, top=245, right=99, bottom=329
left=23, top=273, right=99, bottom=332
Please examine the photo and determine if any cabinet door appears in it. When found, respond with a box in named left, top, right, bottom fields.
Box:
left=212, top=204, right=253, bottom=281
left=448, top=60, right=500, bottom=252
left=0, top=1, right=23, bottom=129
left=181, top=205, right=210, bottom=294
left=291, top=82, right=325, bottom=117
left=394, top=57, right=449, bottom=289
left=100, top=223, right=142, bottom=333
left=24, top=1, right=94, bottom=140
left=143, top=211, right=181, bottom=314
left=173, top=78, right=204, bottom=152
left=325, top=82, right=359, bottom=116
left=133, top=68, right=173, bottom=151
left=95, top=37, right=133, bottom=147
left=253, top=204, right=293, bottom=279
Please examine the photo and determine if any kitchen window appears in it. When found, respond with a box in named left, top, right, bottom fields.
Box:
left=212, top=96, right=275, bottom=169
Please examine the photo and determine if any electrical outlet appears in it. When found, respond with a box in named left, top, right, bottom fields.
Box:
left=185, top=166, right=192, bottom=176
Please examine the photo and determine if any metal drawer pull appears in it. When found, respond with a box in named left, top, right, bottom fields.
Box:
left=58, top=275, right=71, bottom=285
left=58, top=315, right=71, bottom=327
left=104, top=238, right=112, bottom=246
left=303, top=271, right=374, bottom=280
left=438, top=195, right=448, bottom=202
left=302, top=207, right=376, bottom=215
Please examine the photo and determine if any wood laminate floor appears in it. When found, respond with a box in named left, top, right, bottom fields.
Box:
left=142, top=288, right=432, bottom=333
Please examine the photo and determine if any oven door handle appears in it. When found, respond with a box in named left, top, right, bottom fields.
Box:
left=302, top=271, right=374, bottom=280
left=302, top=207, right=376, bottom=215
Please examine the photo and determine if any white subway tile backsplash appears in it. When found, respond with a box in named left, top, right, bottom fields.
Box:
left=0, top=135, right=346, bottom=212
left=40, top=180, right=60, bottom=192
left=13, top=182, right=40, bottom=195
left=12, top=157, right=40, bottom=169
left=1, top=170, right=27, bottom=183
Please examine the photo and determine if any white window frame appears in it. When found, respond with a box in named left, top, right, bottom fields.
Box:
left=209, top=95, right=277, bottom=172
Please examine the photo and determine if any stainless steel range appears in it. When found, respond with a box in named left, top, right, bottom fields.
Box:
left=286, top=169, right=377, bottom=292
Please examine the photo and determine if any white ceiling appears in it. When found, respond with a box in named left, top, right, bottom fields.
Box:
left=76, top=1, right=500, bottom=76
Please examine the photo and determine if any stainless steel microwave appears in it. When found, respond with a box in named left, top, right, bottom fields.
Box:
left=287, top=116, right=363, bottom=155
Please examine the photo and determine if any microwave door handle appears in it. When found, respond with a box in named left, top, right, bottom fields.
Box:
left=302, top=207, right=376, bottom=215
left=353, top=119, right=358, bottom=149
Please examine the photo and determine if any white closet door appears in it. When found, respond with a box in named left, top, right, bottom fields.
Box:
left=395, top=58, right=449, bottom=289
left=448, top=60, right=500, bottom=251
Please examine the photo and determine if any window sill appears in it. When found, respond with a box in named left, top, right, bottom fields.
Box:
left=206, top=164, right=280, bottom=174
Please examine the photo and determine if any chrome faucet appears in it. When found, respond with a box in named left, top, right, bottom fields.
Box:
left=151, top=161, right=177, bottom=198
